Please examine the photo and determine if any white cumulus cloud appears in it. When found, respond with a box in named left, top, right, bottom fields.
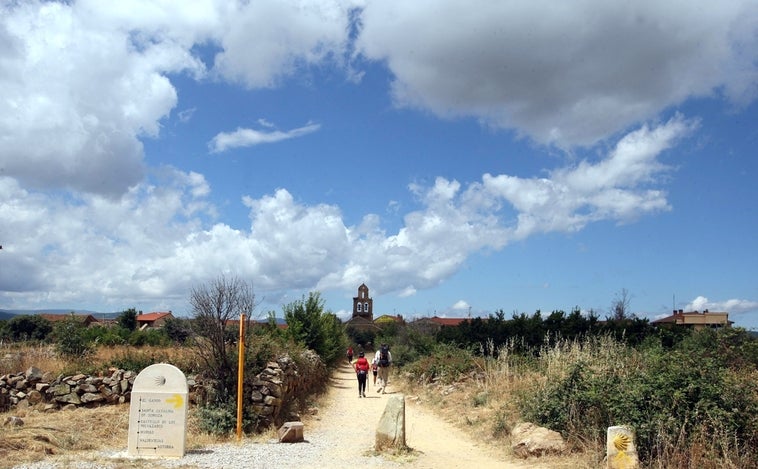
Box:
left=685, top=296, right=758, bottom=315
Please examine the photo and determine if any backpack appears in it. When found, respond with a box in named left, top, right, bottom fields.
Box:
left=379, top=345, right=390, bottom=367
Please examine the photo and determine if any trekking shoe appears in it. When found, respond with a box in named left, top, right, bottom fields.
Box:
left=362, top=392, right=366, bottom=397
left=376, top=387, right=381, bottom=393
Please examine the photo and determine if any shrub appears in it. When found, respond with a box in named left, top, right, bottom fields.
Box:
left=107, top=349, right=167, bottom=373
left=53, top=316, right=94, bottom=358
left=517, top=331, right=758, bottom=466
left=196, top=399, right=237, bottom=435
left=82, top=325, right=128, bottom=346
left=403, top=342, right=480, bottom=385
left=128, top=329, right=169, bottom=347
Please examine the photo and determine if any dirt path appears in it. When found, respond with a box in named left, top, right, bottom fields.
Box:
left=305, top=362, right=542, bottom=469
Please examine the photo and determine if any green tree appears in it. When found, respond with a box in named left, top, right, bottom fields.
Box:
left=118, top=308, right=138, bottom=331
left=6, top=314, right=52, bottom=341
left=163, top=316, right=192, bottom=344
left=283, top=292, right=346, bottom=366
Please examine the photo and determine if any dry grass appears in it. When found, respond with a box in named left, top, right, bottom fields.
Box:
left=1, top=342, right=198, bottom=378
left=0, top=343, right=304, bottom=468
left=0, top=404, right=277, bottom=468
left=0, top=343, right=62, bottom=376
left=0, top=405, right=129, bottom=467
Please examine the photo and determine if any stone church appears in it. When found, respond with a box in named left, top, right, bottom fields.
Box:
left=344, top=283, right=379, bottom=331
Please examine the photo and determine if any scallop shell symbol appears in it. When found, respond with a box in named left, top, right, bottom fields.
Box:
left=613, top=433, right=631, bottom=451
left=154, top=375, right=167, bottom=386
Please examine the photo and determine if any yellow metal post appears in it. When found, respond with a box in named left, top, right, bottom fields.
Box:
left=236, top=314, right=246, bottom=441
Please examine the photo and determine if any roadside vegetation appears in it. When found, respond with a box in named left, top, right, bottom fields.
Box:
left=2, top=284, right=756, bottom=468
left=390, top=320, right=758, bottom=469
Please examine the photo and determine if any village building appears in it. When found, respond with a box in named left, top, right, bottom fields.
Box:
left=136, top=311, right=174, bottom=330
left=38, top=313, right=99, bottom=327
left=374, top=314, right=404, bottom=326
left=652, top=309, right=731, bottom=330
left=409, top=315, right=472, bottom=334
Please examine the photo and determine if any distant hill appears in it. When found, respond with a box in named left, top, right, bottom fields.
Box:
left=0, top=310, right=16, bottom=321
left=0, top=309, right=284, bottom=323
left=0, top=309, right=121, bottom=321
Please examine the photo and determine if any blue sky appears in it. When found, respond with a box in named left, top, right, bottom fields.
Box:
left=1, top=1, right=757, bottom=329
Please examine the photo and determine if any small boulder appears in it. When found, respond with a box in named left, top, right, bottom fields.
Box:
left=511, top=422, right=567, bottom=458
left=26, top=366, right=45, bottom=383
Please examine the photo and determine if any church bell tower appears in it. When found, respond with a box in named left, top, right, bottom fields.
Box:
left=352, top=283, right=373, bottom=320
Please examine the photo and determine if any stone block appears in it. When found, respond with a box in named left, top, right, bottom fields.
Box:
left=278, top=421, right=304, bottom=443
left=81, top=392, right=105, bottom=404
left=27, top=390, right=43, bottom=404
left=606, top=426, right=640, bottom=469
left=53, top=384, right=71, bottom=396
left=26, top=367, right=44, bottom=383
left=55, top=392, right=81, bottom=405
left=78, top=384, right=98, bottom=394
left=127, top=363, right=188, bottom=458
left=375, top=395, right=406, bottom=451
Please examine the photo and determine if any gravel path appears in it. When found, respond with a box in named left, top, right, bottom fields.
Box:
left=14, top=363, right=539, bottom=469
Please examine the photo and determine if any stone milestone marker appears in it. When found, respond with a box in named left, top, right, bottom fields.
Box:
left=127, top=363, right=188, bottom=458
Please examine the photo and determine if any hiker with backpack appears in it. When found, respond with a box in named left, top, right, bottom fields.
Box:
left=373, top=343, right=392, bottom=394
left=346, top=346, right=354, bottom=363
left=353, top=351, right=370, bottom=398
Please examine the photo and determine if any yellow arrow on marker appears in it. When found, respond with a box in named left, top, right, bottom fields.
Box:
left=165, top=394, right=184, bottom=409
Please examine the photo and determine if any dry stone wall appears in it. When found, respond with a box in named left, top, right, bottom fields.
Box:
left=1, top=366, right=141, bottom=412
left=1, top=349, right=327, bottom=428
left=248, top=350, right=327, bottom=428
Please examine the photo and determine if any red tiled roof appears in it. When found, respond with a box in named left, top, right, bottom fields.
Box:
left=38, top=313, right=98, bottom=323
left=136, top=312, right=173, bottom=322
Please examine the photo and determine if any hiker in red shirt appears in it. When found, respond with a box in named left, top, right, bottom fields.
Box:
left=346, top=346, right=354, bottom=363
left=353, top=351, right=370, bottom=398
